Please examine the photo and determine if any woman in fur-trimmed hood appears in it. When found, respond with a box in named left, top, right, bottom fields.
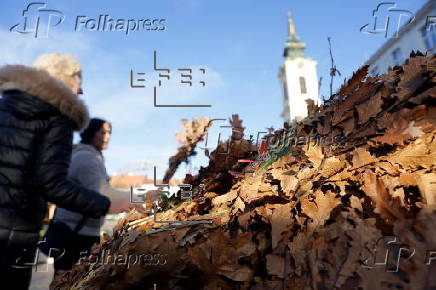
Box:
left=0, top=54, right=110, bottom=289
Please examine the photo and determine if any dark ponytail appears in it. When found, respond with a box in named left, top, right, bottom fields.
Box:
left=80, top=118, right=111, bottom=145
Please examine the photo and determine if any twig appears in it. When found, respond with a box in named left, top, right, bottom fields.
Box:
left=318, top=76, right=323, bottom=101
left=327, top=37, right=341, bottom=97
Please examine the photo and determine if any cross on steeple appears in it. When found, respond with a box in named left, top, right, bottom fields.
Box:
left=284, top=12, right=306, bottom=59
left=287, top=12, right=297, bottom=40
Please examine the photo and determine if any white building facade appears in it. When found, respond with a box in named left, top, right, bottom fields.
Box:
left=279, top=13, right=320, bottom=123
left=366, top=1, right=436, bottom=76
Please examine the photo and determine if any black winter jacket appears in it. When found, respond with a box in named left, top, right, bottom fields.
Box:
left=0, top=65, right=110, bottom=232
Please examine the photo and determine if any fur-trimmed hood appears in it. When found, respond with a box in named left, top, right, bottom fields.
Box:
left=0, top=65, right=89, bottom=131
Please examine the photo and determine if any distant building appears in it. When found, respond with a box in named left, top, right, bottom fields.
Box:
left=365, top=0, right=436, bottom=76
left=279, top=13, right=320, bottom=123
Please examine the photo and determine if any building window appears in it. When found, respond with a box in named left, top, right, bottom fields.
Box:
left=420, top=26, right=436, bottom=52
left=299, top=76, right=307, bottom=94
left=392, top=48, right=403, bottom=66
left=283, top=81, right=289, bottom=101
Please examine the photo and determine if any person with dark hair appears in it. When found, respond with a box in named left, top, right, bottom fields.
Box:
left=0, top=54, right=111, bottom=289
left=80, top=118, right=111, bottom=144
left=50, top=118, right=156, bottom=277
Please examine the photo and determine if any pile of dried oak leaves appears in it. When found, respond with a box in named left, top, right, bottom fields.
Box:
left=52, top=52, right=435, bottom=290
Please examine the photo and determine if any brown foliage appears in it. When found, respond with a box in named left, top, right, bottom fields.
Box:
left=52, top=54, right=436, bottom=290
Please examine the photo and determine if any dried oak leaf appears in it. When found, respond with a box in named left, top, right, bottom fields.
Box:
left=297, top=166, right=317, bottom=180
left=119, top=229, right=141, bottom=248
left=231, top=196, right=246, bottom=215
left=416, top=173, right=436, bottom=208
left=320, top=156, right=346, bottom=177
left=338, top=116, right=356, bottom=136
left=280, top=173, right=299, bottom=196
left=321, top=211, right=381, bottom=289
left=398, top=172, right=417, bottom=187
left=211, top=190, right=238, bottom=207
left=402, top=120, right=425, bottom=138
left=198, top=231, right=255, bottom=282
left=350, top=195, right=363, bottom=213
left=381, top=175, right=406, bottom=207
left=270, top=202, right=294, bottom=249
left=413, top=105, right=436, bottom=133
left=338, top=65, right=369, bottom=97
left=394, top=209, right=436, bottom=289
left=355, top=90, right=384, bottom=125
left=301, top=145, right=324, bottom=169
left=287, top=232, right=309, bottom=276
left=301, top=190, right=340, bottom=229
left=388, top=136, right=435, bottom=169
left=217, top=264, right=253, bottom=282
left=395, top=55, right=428, bottom=100
left=377, top=161, right=400, bottom=176
left=327, top=167, right=355, bottom=182
left=362, top=169, right=406, bottom=224
left=237, top=211, right=252, bottom=230
left=332, top=81, right=381, bottom=126
left=266, top=254, right=286, bottom=278
left=229, top=114, right=244, bottom=140
left=352, top=147, right=377, bottom=169
left=317, top=112, right=333, bottom=135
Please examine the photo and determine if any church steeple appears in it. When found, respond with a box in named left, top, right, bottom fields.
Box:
left=279, top=11, right=319, bottom=123
left=284, top=12, right=306, bottom=59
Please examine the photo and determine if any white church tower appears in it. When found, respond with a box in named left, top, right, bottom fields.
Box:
left=279, top=12, right=320, bottom=123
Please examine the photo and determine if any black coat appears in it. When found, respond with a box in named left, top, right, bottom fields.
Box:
left=0, top=65, right=110, bottom=233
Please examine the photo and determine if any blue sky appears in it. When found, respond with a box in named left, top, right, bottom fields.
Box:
left=0, top=0, right=428, bottom=179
